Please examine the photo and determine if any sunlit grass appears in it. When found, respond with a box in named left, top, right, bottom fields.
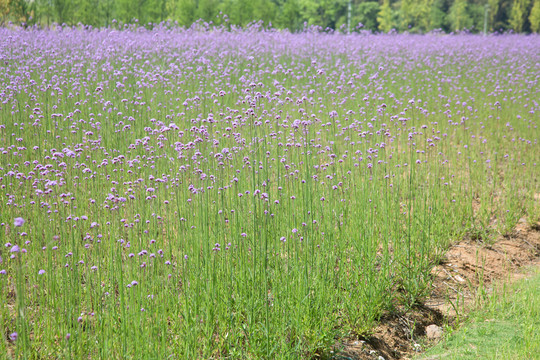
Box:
left=420, top=268, right=540, bottom=360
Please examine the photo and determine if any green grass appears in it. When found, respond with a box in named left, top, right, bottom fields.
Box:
left=420, top=268, right=540, bottom=360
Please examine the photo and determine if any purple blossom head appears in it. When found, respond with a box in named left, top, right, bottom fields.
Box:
left=14, top=217, right=24, bottom=227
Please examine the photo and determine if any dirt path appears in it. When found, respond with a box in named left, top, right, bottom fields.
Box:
left=338, top=218, right=540, bottom=360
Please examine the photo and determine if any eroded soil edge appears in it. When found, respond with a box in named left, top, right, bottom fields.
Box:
left=338, top=218, right=540, bottom=360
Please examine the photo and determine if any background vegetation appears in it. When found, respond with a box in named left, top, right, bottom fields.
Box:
left=1, top=0, right=540, bottom=33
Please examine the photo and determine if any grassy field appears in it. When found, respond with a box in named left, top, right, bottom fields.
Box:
left=0, top=26, right=539, bottom=359
left=420, top=267, right=540, bottom=360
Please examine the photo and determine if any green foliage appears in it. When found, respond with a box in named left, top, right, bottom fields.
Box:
left=377, top=0, right=394, bottom=32
left=299, top=0, right=347, bottom=29
left=488, top=0, right=500, bottom=30
left=448, top=0, right=472, bottom=31
left=399, top=0, right=414, bottom=30
left=531, top=0, right=540, bottom=32
left=175, top=0, right=196, bottom=26
left=53, top=0, right=74, bottom=24
left=355, top=1, right=380, bottom=31
left=509, top=0, right=531, bottom=32
left=196, top=0, right=220, bottom=24
left=275, top=0, right=301, bottom=31
left=469, top=3, right=487, bottom=32
left=74, top=0, right=101, bottom=26
left=146, top=0, right=168, bottom=23
left=220, top=0, right=271, bottom=26
left=252, top=0, right=278, bottom=26
left=430, top=0, right=448, bottom=30
left=101, top=0, right=116, bottom=26
left=115, top=0, right=134, bottom=23
left=0, top=0, right=539, bottom=33
left=395, top=0, right=443, bottom=32
left=0, top=0, right=9, bottom=25
left=10, top=0, right=30, bottom=23
left=416, top=0, right=435, bottom=32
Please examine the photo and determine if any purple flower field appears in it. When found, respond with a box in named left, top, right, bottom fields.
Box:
left=0, top=25, right=539, bottom=358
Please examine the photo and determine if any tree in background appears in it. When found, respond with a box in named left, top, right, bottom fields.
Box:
left=465, top=0, right=488, bottom=32
left=396, top=0, right=436, bottom=32
left=252, top=0, right=277, bottom=27
left=220, top=0, right=255, bottom=26
left=35, top=0, right=54, bottom=26
left=333, top=0, right=376, bottom=31
left=74, top=0, right=101, bottom=26
left=531, top=0, right=540, bottom=31
left=448, top=0, right=472, bottom=30
left=53, top=0, right=74, bottom=24
left=509, top=0, right=531, bottom=31
left=146, top=0, right=168, bottom=24
left=135, top=0, right=148, bottom=23
left=0, top=0, right=539, bottom=34
left=116, top=0, right=137, bottom=23
left=299, top=0, right=346, bottom=30
left=275, top=0, right=301, bottom=31
left=354, top=1, right=380, bottom=31
left=0, top=0, right=10, bottom=25
left=416, top=0, right=435, bottom=31
left=377, top=0, right=394, bottom=32
left=101, top=0, right=115, bottom=26
left=10, top=0, right=30, bottom=23
left=196, top=0, right=220, bottom=25
left=399, top=0, right=414, bottom=30
left=430, top=0, right=448, bottom=30
left=174, top=0, right=196, bottom=26
left=487, top=0, right=500, bottom=30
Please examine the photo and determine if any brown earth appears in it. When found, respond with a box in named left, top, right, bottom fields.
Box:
left=337, top=217, right=540, bottom=360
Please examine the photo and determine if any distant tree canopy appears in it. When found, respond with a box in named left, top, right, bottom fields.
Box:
left=0, top=0, right=538, bottom=33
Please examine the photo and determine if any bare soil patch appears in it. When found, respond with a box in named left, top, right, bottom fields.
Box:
left=337, top=218, right=540, bottom=360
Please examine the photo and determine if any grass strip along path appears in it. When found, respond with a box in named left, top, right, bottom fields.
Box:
left=420, top=266, right=539, bottom=360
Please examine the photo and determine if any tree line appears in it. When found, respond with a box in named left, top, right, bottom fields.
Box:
left=1, top=0, right=539, bottom=33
